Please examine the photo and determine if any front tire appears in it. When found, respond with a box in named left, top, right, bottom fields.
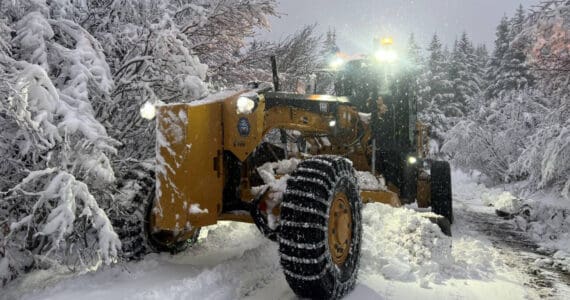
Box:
left=279, top=156, right=362, bottom=299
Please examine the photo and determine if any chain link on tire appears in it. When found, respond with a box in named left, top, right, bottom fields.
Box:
left=279, top=155, right=362, bottom=299
left=113, top=165, right=199, bottom=260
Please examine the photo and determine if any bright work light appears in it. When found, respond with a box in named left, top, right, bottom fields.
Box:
left=329, top=57, right=345, bottom=70
left=407, top=156, right=418, bottom=164
left=374, top=49, right=398, bottom=63
left=237, top=96, right=255, bottom=114
left=140, top=101, right=156, bottom=120
left=381, top=37, right=394, bottom=45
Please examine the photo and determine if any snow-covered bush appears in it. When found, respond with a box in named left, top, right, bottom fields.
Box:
left=0, top=0, right=281, bottom=285
left=80, top=0, right=277, bottom=162
left=443, top=1, right=569, bottom=199
left=0, top=2, right=120, bottom=285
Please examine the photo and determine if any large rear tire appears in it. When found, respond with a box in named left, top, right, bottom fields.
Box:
left=430, top=161, right=453, bottom=224
left=114, top=167, right=199, bottom=260
left=280, top=156, right=362, bottom=299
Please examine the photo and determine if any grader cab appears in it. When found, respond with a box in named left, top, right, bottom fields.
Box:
left=133, top=50, right=453, bottom=299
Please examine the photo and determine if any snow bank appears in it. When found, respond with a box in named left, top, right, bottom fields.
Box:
left=513, top=194, right=570, bottom=272
left=482, top=191, right=523, bottom=215
left=360, top=202, right=502, bottom=288
left=361, top=203, right=452, bottom=286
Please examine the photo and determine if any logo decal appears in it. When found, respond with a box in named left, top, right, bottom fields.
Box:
left=237, top=117, right=250, bottom=137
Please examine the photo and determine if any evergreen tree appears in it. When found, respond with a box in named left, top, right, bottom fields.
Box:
left=448, top=32, right=481, bottom=116
left=504, top=5, right=535, bottom=91
left=425, top=34, right=454, bottom=107
left=475, top=44, right=490, bottom=70
left=444, top=1, right=569, bottom=198
left=417, top=34, right=454, bottom=149
left=485, top=16, right=510, bottom=98
left=474, top=44, right=490, bottom=92
left=406, top=33, right=423, bottom=68
left=485, top=11, right=534, bottom=98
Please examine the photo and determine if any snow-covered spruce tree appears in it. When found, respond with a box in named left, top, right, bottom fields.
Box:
left=417, top=34, right=454, bottom=152
left=485, top=16, right=511, bottom=99
left=405, top=33, right=424, bottom=69
left=0, top=1, right=120, bottom=285
left=503, top=6, right=535, bottom=93
left=474, top=44, right=490, bottom=92
left=485, top=8, right=535, bottom=99
left=444, top=1, right=569, bottom=199
left=475, top=44, right=490, bottom=70
left=448, top=32, right=482, bottom=116
left=443, top=13, right=535, bottom=185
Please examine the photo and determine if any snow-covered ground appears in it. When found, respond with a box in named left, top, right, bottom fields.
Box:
left=3, top=170, right=568, bottom=300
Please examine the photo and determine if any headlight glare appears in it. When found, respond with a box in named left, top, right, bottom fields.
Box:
left=140, top=101, right=156, bottom=120
left=237, top=96, right=255, bottom=114
left=374, top=50, right=398, bottom=63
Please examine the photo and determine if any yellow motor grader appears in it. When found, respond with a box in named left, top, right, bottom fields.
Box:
left=128, top=51, right=453, bottom=299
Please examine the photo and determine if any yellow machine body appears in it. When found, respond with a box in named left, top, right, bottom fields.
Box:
left=154, top=102, right=224, bottom=239
left=153, top=90, right=431, bottom=241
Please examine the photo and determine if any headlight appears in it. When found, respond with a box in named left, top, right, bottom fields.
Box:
left=407, top=156, right=417, bottom=164
left=374, top=49, right=398, bottom=63
left=140, top=101, right=156, bottom=120
left=237, top=96, right=255, bottom=114
left=329, top=57, right=345, bottom=70
left=329, top=120, right=337, bottom=127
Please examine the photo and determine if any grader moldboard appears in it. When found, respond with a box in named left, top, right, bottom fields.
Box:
left=129, top=53, right=453, bottom=299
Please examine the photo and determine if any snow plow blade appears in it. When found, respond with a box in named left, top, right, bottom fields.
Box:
left=153, top=102, right=224, bottom=236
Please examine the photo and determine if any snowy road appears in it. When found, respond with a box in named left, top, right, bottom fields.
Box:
left=3, top=171, right=568, bottom=300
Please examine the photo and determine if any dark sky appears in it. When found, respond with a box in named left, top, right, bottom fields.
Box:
left=258, top=0, right=541, bottom=54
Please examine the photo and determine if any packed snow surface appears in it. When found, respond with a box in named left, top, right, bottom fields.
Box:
left=4, top=172, right=543, bottom=300
left=356, top=171, right=386, bottom=190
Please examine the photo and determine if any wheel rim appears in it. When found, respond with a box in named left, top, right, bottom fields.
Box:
left=328, top=191, right=352, bottom=266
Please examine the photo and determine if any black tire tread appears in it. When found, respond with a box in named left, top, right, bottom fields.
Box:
left=113, top=166, right=199, bottom=260
left=431, top=160, right=453, bottom=224
left=279, top=155, right=362, bottom=300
